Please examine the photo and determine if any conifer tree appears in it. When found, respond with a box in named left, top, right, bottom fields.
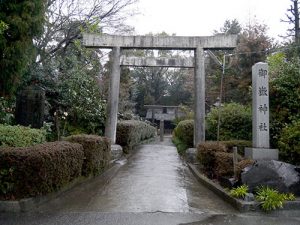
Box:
left=0, top=0, right=46, bottom=97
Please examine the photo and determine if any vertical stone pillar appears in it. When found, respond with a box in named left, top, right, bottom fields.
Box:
left=194, top=47, right=205, bottom=146
left=245, top=62, right=278, bottom=160
left=160, top=120, right=164, bottom=142
left=105, top=47, right=121, bottom=143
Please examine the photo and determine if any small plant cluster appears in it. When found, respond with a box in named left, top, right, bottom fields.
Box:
left=230, top=184, right=248, bottom=199
left=230, top=185, right=296, bottom=212
left=255, top=186, right=296, bottom=211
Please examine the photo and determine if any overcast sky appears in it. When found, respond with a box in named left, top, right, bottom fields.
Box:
left=127, top=0, right=292, bottom=41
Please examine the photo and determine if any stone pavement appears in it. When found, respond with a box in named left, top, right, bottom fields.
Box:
left=0, top=136, right=300, bottom=225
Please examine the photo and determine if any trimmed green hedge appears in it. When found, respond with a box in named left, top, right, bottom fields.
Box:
left=116, top=120, right=156, bottom=152
left=0, top=124, right=46, bottom=147
left=0, top=141, right=84, bottom=200
left=173, top=119, right=194, bottom=149
left=65, top=135, right=111, bottom=176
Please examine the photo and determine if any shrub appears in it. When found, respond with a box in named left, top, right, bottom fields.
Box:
left=236, top=159, right=254, bottom=177
left=0, top=97, right=14, bottom=124
left=172, top=136, right=189, bottom=155
left=214, top=152, right=234, bottom=177
left=173, top=119, right=194, bottom=148
left=0, top=141, right=84, bottom=200
left=197, top=141, right=249, bottom=178
left=116, top=120, right=156, bottom=152
left=278, top=120, right=300, bottom=165
left=230, top=184, right=249, bottom=199
left=0, top=124, right=46, bottom=147
left=206, top=103, right=251, bottom=141
left=255, top=186, right=296, bottom=212
left=269, top=57, right=300, bottom=148
left=197, top=142, right=227, bottom=177
left=65, top=134, right=111, bottom=176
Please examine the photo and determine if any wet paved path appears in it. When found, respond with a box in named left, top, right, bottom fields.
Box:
left=34, top=136, right=236, bottom=214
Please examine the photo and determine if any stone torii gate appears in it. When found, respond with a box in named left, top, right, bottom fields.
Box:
left=83, top=34, right=237, bottom=145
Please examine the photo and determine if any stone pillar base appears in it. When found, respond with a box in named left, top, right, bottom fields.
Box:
left=111, top=144, right=123, bottom=161
left=245, top=147, right=278, bottom=160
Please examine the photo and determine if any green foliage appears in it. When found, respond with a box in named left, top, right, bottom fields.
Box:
left=172, top=136, right=189, bottom=155
left=278, top=120, right=300, bottom=165
left=269, top=57, right=300, bottom=148
left=0, top=124, right=46, bottom=147
left=0, top=97, right=14, bottom=124
left=59, top=66, right=106, bottom=135
left=255, top=186, right=295, bottom=212
left=65, top=135, right=111, bottom=176
left=0, top=20, right=8, bottom=35
left=116, top=120, right=156, bottom=153
left=173, top=119, right=194, bottom=150
left=0, top=141, right=84, bottom=200
left=0, top=0, right=46, bottom=97
left=206, top=103, right=252, bottom=141
left=0, top=168, right=14, bottom=195
left=230, top=184, right=248, bottom=199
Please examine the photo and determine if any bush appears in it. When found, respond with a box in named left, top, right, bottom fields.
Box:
left=197, top=141, right=249, bottom=178
left=255, top=186, right=296, bottom=211
left=116, top=120, right=156, bottom=152
left=172, top=136, right=189, bottom=155
left=230, top=184, right=249, bottom=199
left=214, top=152, right=234, bottom=177
left=0, top=124, right=46, bottom=147
left=269, top=57, right=300, bottom=148
left=206, top=103, right=251, bottom=141
left=236, top=159, right=254, bottom=177
left=173, top=119, right=194, bottom=148
left=197, top=142, right=227, bottom=177
left=65, top=135, right=111, bottom=176
left=278, top=120, right=300, bottom=165
left=0, top=141, right=84, bottom=200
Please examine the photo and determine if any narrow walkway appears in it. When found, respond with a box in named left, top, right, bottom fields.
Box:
left=35, top=136, right=236, bottom=214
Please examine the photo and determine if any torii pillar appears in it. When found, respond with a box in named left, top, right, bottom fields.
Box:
left=83, top=34, right=237, bottom=145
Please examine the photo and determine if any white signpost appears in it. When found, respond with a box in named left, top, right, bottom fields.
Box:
left=245, top=62, right=278, bottom=160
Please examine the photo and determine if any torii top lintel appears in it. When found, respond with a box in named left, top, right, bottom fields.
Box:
left=83, top=33, right=237, bottom=50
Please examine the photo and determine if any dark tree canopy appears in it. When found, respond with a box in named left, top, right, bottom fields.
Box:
left=0, top=0, right=46, bottom=97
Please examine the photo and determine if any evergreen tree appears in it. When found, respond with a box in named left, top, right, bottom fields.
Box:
left=0, top=0, right=46, bottom=97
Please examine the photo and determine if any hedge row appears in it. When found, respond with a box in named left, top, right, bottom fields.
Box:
left=0, top=124, right=46, bottom=147
left=65, top=135, right=111, bottom=176
left=197, top=141, right=253, bottom=179
left=173, top=119, right=194, bottom=149
left=116, top=120, right=156, bottom=152
left=0, top=135, right=111, bottom=200
left=0, top=141, right=84, bottom=200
